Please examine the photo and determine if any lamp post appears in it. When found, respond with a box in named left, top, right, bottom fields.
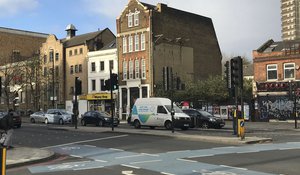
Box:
left=51, top=51, right=55, bottom=108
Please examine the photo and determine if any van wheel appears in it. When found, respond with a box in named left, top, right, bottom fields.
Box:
left=164, top=121, right=172, bottom=130
left=134, top=120, right=141, bottom=129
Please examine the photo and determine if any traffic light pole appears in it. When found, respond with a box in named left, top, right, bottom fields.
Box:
left=110, top=68, right=114, bottom=131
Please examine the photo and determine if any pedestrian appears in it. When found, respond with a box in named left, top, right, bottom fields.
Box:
left=2, top=110, right=14, bottom=149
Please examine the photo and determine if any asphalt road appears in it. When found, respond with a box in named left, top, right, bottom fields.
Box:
left=7, top=122, right=300, bottom=175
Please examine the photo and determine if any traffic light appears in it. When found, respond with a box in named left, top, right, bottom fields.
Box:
left=224, top=61, right=231, bottom=89
left=104, top=79, right=111, bottom=91
left=75, top=77, right=82, bottom=95
left=230, top=56, right=243, bottom=89
left=111, top=73, right=118, bottom=90
left=163, top=66, right=172, bottom=91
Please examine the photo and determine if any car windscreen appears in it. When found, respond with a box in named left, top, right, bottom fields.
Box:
left=198, top=110, right=213, bottom=118
left=165, top=105, right=184, bottom=113
left=98, top=112, right=111, bottom=118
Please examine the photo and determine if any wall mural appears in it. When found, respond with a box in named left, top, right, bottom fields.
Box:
left=258, top=95, right=298, bottom=120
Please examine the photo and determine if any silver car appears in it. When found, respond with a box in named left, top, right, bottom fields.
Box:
left=30, top=111, right=46, bottom=123
left=45, top=109, right=73, bottom=125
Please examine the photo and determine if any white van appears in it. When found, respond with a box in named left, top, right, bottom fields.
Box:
left=130, top=98, right=191, bottom=130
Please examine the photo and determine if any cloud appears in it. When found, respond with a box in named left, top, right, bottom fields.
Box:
left=0, top=0, right=38, bottom=18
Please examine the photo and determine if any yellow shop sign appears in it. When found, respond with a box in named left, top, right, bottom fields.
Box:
left=86, top=93, right=112, bottom=100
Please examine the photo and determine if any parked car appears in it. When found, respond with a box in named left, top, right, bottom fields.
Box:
left=45, top=109, right=72, bottom=125
left=81, top=111, right=119, bottom=127
left=30, top=111, right=46, bottom=123
left=182, top=109, right=225, bottom=129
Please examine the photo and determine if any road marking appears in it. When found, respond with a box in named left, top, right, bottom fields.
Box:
left=130, top=159, right=162, bottom=165
left=122, top=170, right=136, bottom=175
left=236, top=150, right=259, bottom=154
left=220, top=165, right=248, bottom=171
left=116, top=154, right=144, bottom=159
left=141, top=153, right=160, bottom=157
left=166, top=150, right=190, bottom=154
left=41, top=134, right=128, bottom=149
left=110, top=148, right=124, bottom=152
left=161, top=172, right=175, bottom=175
left=70, top=155, right=82, bottom=158
left=84, top=144, right=97, bottom=147
left=74, top=166, right=104, bottom=171
left=121, top=164, right=141, bottom=169
left=188, top=154, right=214, bottom=158
left=95, top=159, right=107, bottom=163
left=177, top=158, right=197, bottom=163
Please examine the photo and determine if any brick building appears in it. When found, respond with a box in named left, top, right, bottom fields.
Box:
left=116, top=0, right=222, bottom=119
left=0, top=27, right=48, bottom=112
left=40, top=25, right=115, bottom=112
left=253, top=39, right=300, bottom=121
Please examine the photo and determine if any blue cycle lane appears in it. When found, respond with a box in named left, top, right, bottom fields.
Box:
left=28, top=142, right=300, bottom=175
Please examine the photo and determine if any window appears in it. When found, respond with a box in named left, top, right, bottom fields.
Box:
left=128, top=13, right=133, bottom=27
left=135, top=59, right=140, bottom=78
left=157, top=106, right=167, bottom=114
left=55, top=53, right=59, bottom=61
left=44, top=55, right=47, bottom=64
left=49, top=51, right=54, bottom=62
left=100, top=79, right=105, bottom=91
left=70, top=66, right=74, bottom=74
left=135, top=35, right=139, bottom=51
left=267, top=64, right=277, bottom=80
left=69, top=50, right=72, bottom=56
left=123, top=37, right=127, bottom=53
left=134, top=12, right=139, bottom=26
left=109, top=60, right=114, bottom=70
left=100, top=61, right=104, bottom=71
left=284, top=63, right=295, bottom=79
left=129, top=60, right=133, bottom=79
left=141, top=59, right=146, bottom=79
left=79, top=64, right=82, bottom=72
left=123, top=61, right=127, bottom=80
left=44, top=67, right=47, bottom=77
left=75, top=65, right=78, bottom=73
left=55, top=66, right=59, bottom=77
left=141, top=33, right=145, bottom=50
left=91, top=62, right=96, bottom=72
left=80, top=48, right=83, bottom=54
left=129, top=36, right=133, bottom=52
left=74, top=49, right=78, bottom=55
left=92, top=80, right=96, bottom=91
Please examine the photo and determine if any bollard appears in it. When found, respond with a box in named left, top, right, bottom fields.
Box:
left=0, top=147, right=6, bottom=175
left=238, top=119, right=245, bottom=140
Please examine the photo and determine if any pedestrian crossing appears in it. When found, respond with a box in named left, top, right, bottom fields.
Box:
left=28, top=142, right=300, bottom=175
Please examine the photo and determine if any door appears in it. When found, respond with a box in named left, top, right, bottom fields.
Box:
left=155, top=105, right=169, bottom=127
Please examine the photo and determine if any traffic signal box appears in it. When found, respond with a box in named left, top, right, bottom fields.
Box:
left=230, top=56, right=243, bottom=89
left=104, top=73, right=118, bottom=91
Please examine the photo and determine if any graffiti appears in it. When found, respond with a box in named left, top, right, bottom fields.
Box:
left=258, top=95, right=297, bottom=120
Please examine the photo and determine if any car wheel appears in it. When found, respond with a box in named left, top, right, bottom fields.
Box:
left=45, top=118, right=48, bottom=124
left=98, top=120, right=104, bottom=127
left=134, top=120, right=141, bottom=129
left=201, top=122, right=209, bottom=129
left=164, top=121, right=172, bottom=130
left=59, top=119, right=64, bottom=125
left=150, top=126, right=155, bottom=129
left=181, top=126, right=189, bottom=130
left=30, top=118, right=35, bottom=123
left=81, top=119, right=86, bottom=126
left=17, top=124, right=21, bottom=128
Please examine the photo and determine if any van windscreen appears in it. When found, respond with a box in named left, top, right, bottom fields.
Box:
left=165, top=105, right=183, bottom=113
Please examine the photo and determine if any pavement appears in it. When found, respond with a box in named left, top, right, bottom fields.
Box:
left=7, top=119, right=294, bottom=168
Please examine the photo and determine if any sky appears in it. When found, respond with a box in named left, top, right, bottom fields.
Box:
left=0, top=0, right=281, bottom=60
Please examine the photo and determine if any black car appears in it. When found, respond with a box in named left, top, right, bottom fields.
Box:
left=0, top=112, right=21, bottom=129
left=81, top=111, right=119, bottom=127
left=182, top=109, right=225, bottom=129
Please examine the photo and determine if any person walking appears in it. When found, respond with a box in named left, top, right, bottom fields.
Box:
left=2, top=111, right=14, bottom=149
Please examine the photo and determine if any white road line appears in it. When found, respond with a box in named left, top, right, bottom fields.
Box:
left=116, top=154, right=144, bottom=159
left=236, top=150, right=259, bottom=154
left=188, top=154, right=214, bottom=158
left=161, top=172, right=175, bottom=175
left=212, top=146, right=236, bottom=149
left=84, top=144, right=97, bottom=147
left=130, top=159, right=162, bottom=165
left=41, top=135, right=128, bottom=149
left=166, top=150, right=190, bottom=154
left=220, top=165, right=248, bottom=171
left=177, top=158, right=197, bottom=163
left=121, top=164, right=141, bottom=169
left=95, top=159, right=107, bottom=162
left=110, top=148, right=124, bottom=152
left=141, top=153, right=160, bottom=157
left=70, top=155, right=82, bottom=158
left=279, top=148, right=295, bottom=150
left=74, top=166, right=104, bottom=171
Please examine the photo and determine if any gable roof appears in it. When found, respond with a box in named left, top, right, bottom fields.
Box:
left=62, top=30, right=103, bottom=48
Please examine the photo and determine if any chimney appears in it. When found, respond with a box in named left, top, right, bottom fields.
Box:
left=65, top=24, right=77, bottom=40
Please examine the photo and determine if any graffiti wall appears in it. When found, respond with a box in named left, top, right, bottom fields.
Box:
left=257, top=95, right=297, bottom=120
